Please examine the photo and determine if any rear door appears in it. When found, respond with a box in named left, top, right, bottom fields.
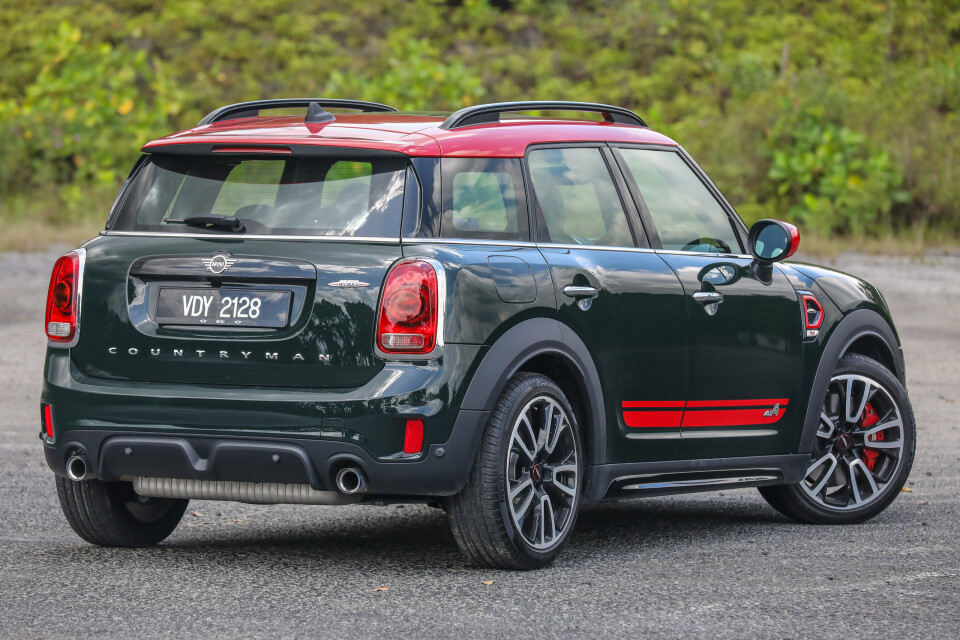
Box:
left=613, top=146, right=804, bottom=457
left=75, top=149, right=409, bottom=388
left=526, top=145, right=689, bottom=463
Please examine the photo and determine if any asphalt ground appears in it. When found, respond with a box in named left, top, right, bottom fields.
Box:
left=0, top=249, right=957, bottom=639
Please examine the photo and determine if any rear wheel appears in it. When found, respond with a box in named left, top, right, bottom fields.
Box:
left=447, top=373, right=583, bottom=570
left=56, top=476, right=188, bottom=547
left=760, top=354, right=916, bottom=524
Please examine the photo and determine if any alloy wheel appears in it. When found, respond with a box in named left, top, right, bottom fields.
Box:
left=505, top=395, right=579, bottom=550
left=802, top=374, right=906, bottom=510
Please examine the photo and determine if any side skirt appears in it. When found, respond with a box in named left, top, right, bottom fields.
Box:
left=584, top=454, right=808, bottom=502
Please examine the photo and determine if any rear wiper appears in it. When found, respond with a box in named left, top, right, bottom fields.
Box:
left=166, top=214, right=245, bottom=232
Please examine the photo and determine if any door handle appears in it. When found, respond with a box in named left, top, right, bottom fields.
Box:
left=693, top=291, right=724, bottom=316
left=563, top=285, right=600, bottom=299
left=563, top=285, right=600, bottom=311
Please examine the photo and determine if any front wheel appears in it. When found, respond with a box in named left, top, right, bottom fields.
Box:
left=760, top=354, right=916, bottom=524
left=56, top=476, right=189, bottom=547
left=447, top=373, right=583, bottom=570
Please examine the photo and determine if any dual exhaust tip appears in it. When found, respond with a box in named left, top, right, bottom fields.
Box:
left=66, top=454, right=89, bottom=481
left=67, top=453, right=367, bottom=495
left=335, top=466, right=366, bottom=495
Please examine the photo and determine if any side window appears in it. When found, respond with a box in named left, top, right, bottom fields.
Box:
left=440, top=158, right=528, bottom=240
left=618, top=148, right=741, bottom=254
left=527, top=147, right=634, bottom=248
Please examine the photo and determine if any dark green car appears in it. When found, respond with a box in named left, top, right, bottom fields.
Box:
left=41, top=100, right=916, bottom=569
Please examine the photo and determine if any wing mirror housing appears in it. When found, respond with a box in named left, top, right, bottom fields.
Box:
left=748, top=219, right=799, bottom=283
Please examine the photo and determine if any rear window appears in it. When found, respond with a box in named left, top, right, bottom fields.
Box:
left=111, top=154, right=406, bottom=237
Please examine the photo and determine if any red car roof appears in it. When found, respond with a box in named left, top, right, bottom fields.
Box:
left=141, top=113, right=679, bottom=157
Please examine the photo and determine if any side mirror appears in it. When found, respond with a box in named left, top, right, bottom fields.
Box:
left=747, top=219, right=799, bottom=282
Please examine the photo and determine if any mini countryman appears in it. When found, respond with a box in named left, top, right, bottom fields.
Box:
left=41, top=100, right=915, bottom=569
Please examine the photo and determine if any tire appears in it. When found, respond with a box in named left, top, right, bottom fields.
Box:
left=446, top=373, right=584, bottom=570
left=760, top=354, right=916, bottom=524
left=55, top=475, right=189, bottom=547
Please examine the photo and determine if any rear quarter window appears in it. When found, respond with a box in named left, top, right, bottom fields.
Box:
left=440, top=158, right=528, bottom=241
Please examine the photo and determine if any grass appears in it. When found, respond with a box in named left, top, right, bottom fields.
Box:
left=0, top=188, right=111, bottom=252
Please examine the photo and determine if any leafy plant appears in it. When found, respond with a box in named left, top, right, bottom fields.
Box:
left=767, top=106, right=910, bottom=235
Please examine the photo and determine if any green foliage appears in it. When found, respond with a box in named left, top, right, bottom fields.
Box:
left=1, top=0, right=959, bottom=242
left=324, top=36, right=486, bottom=111
left=767, top=105, right=910, bottom=235
left=0, top=22, right=177, bottom=209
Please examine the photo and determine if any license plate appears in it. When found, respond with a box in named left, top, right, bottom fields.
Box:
left=156, top=289, right=292, bottom=328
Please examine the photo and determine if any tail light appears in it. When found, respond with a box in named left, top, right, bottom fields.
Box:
left=45, top=249, right=84, bottom=347
left=376, top=259, right=443, bottom=356
left=802, top=293, right=823, bottom=338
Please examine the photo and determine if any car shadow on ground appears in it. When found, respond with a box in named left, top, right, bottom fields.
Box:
left=45, top=496, right=792, bottom=572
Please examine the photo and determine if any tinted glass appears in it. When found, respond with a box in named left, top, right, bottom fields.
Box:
left=111, top=155, right=405, bottom=237
left=619, top=149, right=741, bottom=253
left=528, top=147, right=634, bottom=247
left=440, top=158, right=527, bottom=240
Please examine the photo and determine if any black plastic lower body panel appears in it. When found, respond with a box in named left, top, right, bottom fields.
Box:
left=44, top=409, right=489, bottom=497
left=585, top=454, right=809, bottom=501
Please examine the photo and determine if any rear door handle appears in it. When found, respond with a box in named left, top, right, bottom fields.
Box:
left=563, top=285, right=600, bottom=311
left=563, top=285, right=600, bottom=299
left=693, top=291, right=724, bottom=316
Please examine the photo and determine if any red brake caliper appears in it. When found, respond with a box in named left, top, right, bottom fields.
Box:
left=860, top=402, right=883, bottom=471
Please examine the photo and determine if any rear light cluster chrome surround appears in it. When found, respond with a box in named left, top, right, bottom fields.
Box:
left=800, top=292, right=824, bottom=339
left=45, top=248, right=85, bottom=348
left=375, top=258, right=445, bottom=361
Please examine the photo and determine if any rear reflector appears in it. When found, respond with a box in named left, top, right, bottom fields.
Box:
left=403, top=419, right=424, bottom=454
left=42, top=404, right=53, bottom=440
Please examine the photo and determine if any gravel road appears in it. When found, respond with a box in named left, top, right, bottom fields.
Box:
left=1, top=249, right=957, bottom=639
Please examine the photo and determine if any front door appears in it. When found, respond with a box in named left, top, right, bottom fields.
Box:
left=613, top=145, right=804, bottom=458
left=526, top=145, right=689, bottom=463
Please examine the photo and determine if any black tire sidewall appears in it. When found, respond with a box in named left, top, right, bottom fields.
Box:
left=491, top=375, right=584, bottom=565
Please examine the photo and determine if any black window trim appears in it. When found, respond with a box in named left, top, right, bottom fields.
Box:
left=521, top=142, right=649, bottom=249
left=608, top=143, right=749, bottom=255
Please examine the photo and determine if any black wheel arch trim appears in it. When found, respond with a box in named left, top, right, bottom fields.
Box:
left=459, top=317, right=606, bottom=466
left=799, top=308, right=905, bottom=454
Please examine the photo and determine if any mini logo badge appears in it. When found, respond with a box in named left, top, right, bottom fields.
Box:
left=202, top=254, right=238, bottom=274
left=763, top=403, right=781, bottom=418
left=328, top=279, right=369, bottom=289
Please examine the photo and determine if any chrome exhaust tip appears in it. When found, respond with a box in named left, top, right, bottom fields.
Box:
left=66, top=455, right=89, bottom=481
left=335, top=467, right=366, bottom=495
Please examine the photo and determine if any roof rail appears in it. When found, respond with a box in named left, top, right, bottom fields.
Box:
left=198, top=99, right=398, bottom=125
left=439, top=101, right=646, bottom=130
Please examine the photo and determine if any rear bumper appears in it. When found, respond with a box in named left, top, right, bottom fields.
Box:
left=43, top=410, right=487, bottom=496
left=41, top=344, right=487, bottom=496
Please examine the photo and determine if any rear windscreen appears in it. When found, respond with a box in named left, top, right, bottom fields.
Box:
left=110, top=154, right=406, bottom=237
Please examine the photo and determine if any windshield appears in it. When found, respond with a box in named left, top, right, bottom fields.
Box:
left=110, top=154, right=406, bottom=237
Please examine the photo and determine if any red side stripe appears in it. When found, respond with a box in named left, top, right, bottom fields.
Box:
left=622, top=400, right=686, bottom=408
left=623, top=410, right=684, bottom=428
left=685, top=399, right=789, bottom=408
left=680, top=408, right=787, bottom=427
